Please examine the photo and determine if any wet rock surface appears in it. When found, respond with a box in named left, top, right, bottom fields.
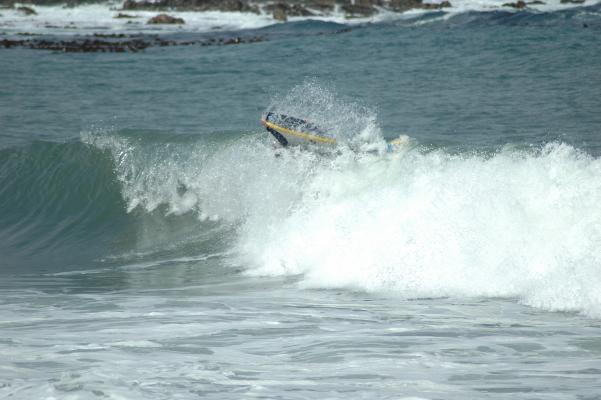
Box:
left=421, top=0, right=451, bottom=9
left=121, top=0, right=260, bottom=13
left=114, top=12, right=139, bottom=18
left=272, top=3, right=288, bottom=20
left=147, top=13, right=185, bottom=24
left=1, top=0, right=455, bottom=17
left=342, top=3, right=377, bottom=18
left=0, top=34, right=264, bottom=51
left=16, top=5, right=37, bottom=15
left=386, top=0, right=452, bottom=13
left=0, top=25, right=352, bottom=52
left=502, top=0, right=527, bottom=7
left=266, top=2, right=314, bottom=21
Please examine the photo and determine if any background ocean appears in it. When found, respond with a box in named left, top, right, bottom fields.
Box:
left=2, top=2, right=601, bottom=398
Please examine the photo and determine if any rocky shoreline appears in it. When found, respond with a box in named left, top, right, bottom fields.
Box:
left=1, top=0, right=455, bottom=20
left=1, top=0, right=574, bottom=52
left=0, top=34, right=266, bottom=51
left=0, top=0, right=569, bottom=26
left=0, top=24, right=353, bottom=51
left=0, top=0, right=452, bottom=52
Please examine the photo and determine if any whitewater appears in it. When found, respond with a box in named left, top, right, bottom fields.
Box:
left=2, top=2, right=601, bottom=399
left=1, top=0, right=600, bottom=35
left=84, top=117, right=601, bottom=319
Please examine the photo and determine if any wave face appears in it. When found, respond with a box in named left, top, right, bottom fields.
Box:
left=0, top=140, right=130, bottom=273
left=43, top=83, right=594, bottom=319
left=2, top=81, right=600, bottom=317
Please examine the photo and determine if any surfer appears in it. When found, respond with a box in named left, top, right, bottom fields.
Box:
left=261, top=112, right=410, bottom=152
left=261, top=112, right=336, bottom=148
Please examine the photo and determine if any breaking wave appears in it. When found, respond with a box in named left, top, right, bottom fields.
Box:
left=240, top=142, right=601, bottom=318
left=2, top=82, right=600, bottom=318
left=84, top=119, right=601, bottom=318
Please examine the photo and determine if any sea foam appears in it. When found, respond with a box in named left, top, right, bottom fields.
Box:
left=88, top=127, right=601, bottom=318
left=240, top=142, right=601, bottom=319
left=1, top=3, right=275, bottom=35
left=2, top=0, right=598, bottom=36
left=85, top=80, right=601, bottom=318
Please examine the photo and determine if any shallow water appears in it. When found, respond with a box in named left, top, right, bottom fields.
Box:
left=1, top=4, right=601, bottom=399
left=3, top=267, right=601, bottom=399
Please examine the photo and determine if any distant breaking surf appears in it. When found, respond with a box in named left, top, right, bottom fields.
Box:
left=0, top=0, right=599, bottom=36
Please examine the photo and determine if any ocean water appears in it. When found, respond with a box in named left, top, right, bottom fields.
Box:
left=2, top=3, right=601, bottom=399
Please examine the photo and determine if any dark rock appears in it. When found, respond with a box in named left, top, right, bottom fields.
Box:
left=147, top=13, right=185, bottom=24
left=1, top=39, right=23, bottom=48
left=342, top=3, right=376, bottom=18
left=303, top=0, right=336, bottom=12
left=121, top=0, right=136, bottom=9
left=272, top=3, right=287, bottom=21
left=1, top=0, right=108, bottom=6
left=266, top=2, right=314, bottom=20
left=342, top=0, right=381, bottom=16
left=421, top=1, right=452, bottom=9
left=386, top=0, right=422, bottom=12
left=289, top=3, right=314, bottom=16
left=526, top=0, right=545, bottom=4
left=17, top=6, right=37, bottom=15
left=93, top=32, right=127, bottom=37
left=386, top=0, right=452, bottom=12
left=502, top=0, right=527, bottom=8
left=218, top=0, right=245, bottom=11
left=122, top=0, right=258, bottom=13
left=122, top=0, right=148, bottom=10
left=0, top=33, right=266, bottom=52
left=223, top=36, right=241, bottom=44
left=1, top=0, right=458, bottom=16
left=114, top=12, right=138, bottom=18
left=559, top=0, right=584, bottom=3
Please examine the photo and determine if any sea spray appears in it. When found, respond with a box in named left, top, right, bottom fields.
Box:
left=266, top=81, right=387, bottom=151
left=84, top=122, right=601, bottom=318
left=240, top=143, right=601, bottom=317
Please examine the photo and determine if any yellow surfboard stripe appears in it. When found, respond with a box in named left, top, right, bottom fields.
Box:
left=263, top=120, right=337, bottom=145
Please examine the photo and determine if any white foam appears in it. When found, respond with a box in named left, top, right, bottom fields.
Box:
left=109, top=340, right=162, bottom=347
left=94, top=135, right=601, bottom=318
left=445, top=0, right=600, bottom=14
left=85, top=82, right=601, bottom=318
left=239, top=142, right=601, bottom=318
left=1, top=3, right=275, bottom=35
left=2, top=0, right=599, bottom=36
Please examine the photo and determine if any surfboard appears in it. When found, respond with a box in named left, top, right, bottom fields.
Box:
left=261, top=112, right=337, bottom=147
left=261, top=112, right=409, bottom=151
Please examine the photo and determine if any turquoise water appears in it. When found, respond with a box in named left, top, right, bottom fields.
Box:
left=1, top=6, right=601, bottom=399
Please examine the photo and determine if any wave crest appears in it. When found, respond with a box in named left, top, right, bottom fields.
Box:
left=240, top=143, right=601, bottom=317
